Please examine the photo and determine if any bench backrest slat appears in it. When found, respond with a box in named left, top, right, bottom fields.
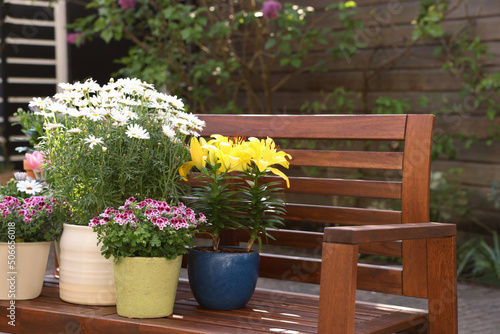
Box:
left=195, top=114, right=434, bottom=298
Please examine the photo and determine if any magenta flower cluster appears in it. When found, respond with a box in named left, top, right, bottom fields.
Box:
left=1, top=196, right=59, bottom=223
left=118, top=0, right=137, bottom=10
left=89, top=197, right=206, bottom=231
left=262, top=1, right=282, bottom=19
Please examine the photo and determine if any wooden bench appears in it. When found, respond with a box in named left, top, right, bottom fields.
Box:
left=0, top=114, right=457, bottom=333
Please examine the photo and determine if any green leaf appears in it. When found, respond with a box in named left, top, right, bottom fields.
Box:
left=291, top=58, right=301, bottom=69
left=264, top=39, right=276, bottom=50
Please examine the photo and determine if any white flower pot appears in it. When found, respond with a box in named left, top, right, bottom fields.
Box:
left=0, top=241, right=51, bottom=300
left=59, top=223, right=116, bottom=305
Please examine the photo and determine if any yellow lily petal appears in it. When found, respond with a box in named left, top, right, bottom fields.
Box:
left=179, top=161, right=195, bottom=181
left=268, top=167, right=290, bottom=188
left=190, top=137, right=205, bottom=170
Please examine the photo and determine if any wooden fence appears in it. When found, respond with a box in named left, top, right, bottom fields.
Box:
left=0, top=0, right=499, bottom=232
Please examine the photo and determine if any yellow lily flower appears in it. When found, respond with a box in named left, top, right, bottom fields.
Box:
left=245, top=137, right=292, bottom=187
left=178, top=137, right=207, bottom=180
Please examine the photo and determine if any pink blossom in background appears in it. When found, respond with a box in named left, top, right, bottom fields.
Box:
left=25, top=151, right=46, bottom=173
left=66, top=32, right=84, bottom=45
left=119, top=0, right=137, bottom=10
left=262, top=1, right=282, bottom=19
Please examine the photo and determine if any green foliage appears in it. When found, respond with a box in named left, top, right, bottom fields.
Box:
left=186, top=163, right=244, bottom=251
left=240, top=170, right=286, bottom=252
left=412, top=0, right=449, bottom=41
left=91, top=199, right=200, bottom=262
left=13, top=108, right=45, bottom=152
left=372, top=96, right=410, bottom=115
left=429, top=168, right=469, bottom=221
left=69, top=1, right=361, bottom=114
left=300, top=88, right=360, bottom=114
left=458, top=231, right=500, bottom=286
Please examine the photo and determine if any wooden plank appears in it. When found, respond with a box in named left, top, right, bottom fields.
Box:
left=323, top=223, right=456, bottom=244
left=0, top=281, right=431, bottom=334
left=285, top=203, right=402, bottom=225
left=427, top=236, right=458, bottom=334
left=258, top=253, right=403, bottom=294
left=359, top=240, right=402, bottom=258
left=354, top=311, right=427, bottom=334
left=233, top=229, right=402, bottom=258
left=197, top=114, right=407, bottom=140
left=318, top=243, right=358, bottom=333
left=270, top=176, right=402, bottom=199
left=287, top=149, right=404, bottom=169
left=402, top=115, right=434, bottom=299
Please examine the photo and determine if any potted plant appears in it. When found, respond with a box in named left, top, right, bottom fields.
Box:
left=0, top=176, right=70, bottom=300
left=179, top=135, right=291, bottom=309
left=90, top=197, right=202, bottom=318
left=25, top=77, right=204, bottom=305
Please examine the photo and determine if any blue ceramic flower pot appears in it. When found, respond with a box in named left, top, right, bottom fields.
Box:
left=188, top=246, right=259, bottom=310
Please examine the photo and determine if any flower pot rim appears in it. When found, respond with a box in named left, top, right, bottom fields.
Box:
left=114, top=255, right=182, bottom=260
left=0, top=240, right=52, bottom=245
left=63, top=223, right=92, bottom=229
left=190, top=246, right=257, bottom=254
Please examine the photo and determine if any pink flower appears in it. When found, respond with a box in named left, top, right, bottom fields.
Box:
left=66, top=32, right=84, bottom=45
left=25, top=151, right=46, bottom=173
left=118, top=0, right=137, bottom=10
left=262, top=1, right=282, bottom=19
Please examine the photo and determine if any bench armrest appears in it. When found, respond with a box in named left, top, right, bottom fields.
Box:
left=323, top=222, right=456, bottom=244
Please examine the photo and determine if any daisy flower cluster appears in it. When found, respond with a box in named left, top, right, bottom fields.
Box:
left=29, top=77, right=204, bottom=145
left=28, top=77, right=205, bottom=223
left=90, top=198, right=203, bottom=261
left=0, top=196, right=70, bottom=242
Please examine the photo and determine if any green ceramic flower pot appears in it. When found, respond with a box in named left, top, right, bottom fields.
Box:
left=113, top=255, right=182, bottom=318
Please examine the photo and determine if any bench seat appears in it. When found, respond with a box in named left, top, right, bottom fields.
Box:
left=0, top=278, right=428, bottom=334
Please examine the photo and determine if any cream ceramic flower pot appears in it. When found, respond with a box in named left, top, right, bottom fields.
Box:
left=113, top=255, right=182, bottom=318
left=59, top=223, right=116, bottom=305
left=0, top=241, right=51, bottom=300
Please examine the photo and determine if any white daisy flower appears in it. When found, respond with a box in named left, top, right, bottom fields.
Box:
left=73, top=98, right=90, bottom=107
left=121, top=106, right=139, bottom=120
left=126, top=124, right=150, bottom=139
left=84, top=135, right=104, bottom=148
left=81, top=79, right=101, bottom=93
left=34, top=110, right=55, bottom=118
left=162, top=124, right=179, bottom=142
left=44, top=123, right=65, bottom=130
left=58, top=82, right=75, bottom=91
left=46, top=101, right=68, bottom=114
left=67, top=108, right=85, bottom=118
left=118, top=96, right=141, bottom=106
left=16, top=179, right=43, bottom=195
left=110, top=109, right=130, bottom=125
left=85, top=107, right=106, bottom=121
left=67, top=128, right=82, bottom=135
left=29, top=97, right=51, bottom=110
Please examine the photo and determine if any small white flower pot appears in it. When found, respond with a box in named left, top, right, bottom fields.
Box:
left=0, top=241, right=51, bottom=300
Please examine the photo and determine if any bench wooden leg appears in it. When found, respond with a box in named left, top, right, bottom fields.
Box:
left=427, top=236, right=458, bottom=334
left=318, top=243, right=358, bottom=334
